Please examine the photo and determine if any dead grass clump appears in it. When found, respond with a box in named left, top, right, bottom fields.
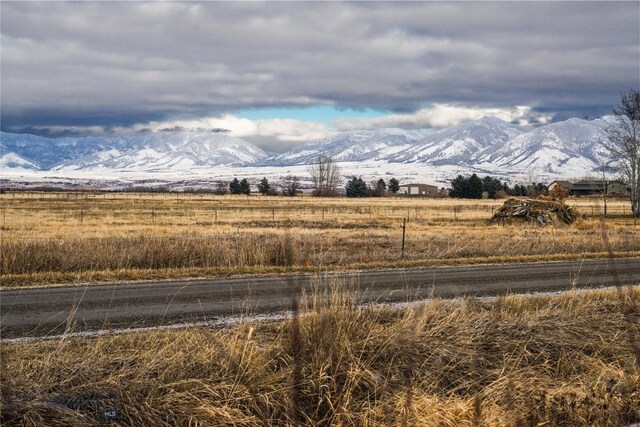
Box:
left=491, top=198, right=584, bottom=226
left=2, top=286, right=639, bottom=426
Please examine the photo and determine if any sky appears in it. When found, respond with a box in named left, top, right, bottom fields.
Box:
left=1, top=1, right=639, bottom=152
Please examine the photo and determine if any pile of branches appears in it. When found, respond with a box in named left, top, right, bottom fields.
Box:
left=491, top=197, right=583, bottom=226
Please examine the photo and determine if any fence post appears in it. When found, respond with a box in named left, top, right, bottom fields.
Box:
left=215, top=209, right=218, bottom=223
left=401, top=217, right=406, bottom=259
left=152, top=209, right=155, bottom=224
left=272, top=207, right=275, bottom=221
left=80, top=209, right=84, bottom=223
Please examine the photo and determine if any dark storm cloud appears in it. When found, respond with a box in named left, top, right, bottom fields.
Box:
left=1, top=1, right=638, bottom=134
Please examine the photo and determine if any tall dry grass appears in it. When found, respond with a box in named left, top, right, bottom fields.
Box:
left=1, top=285, right=639, bottom=426
left=2, top=192, right=639, bottom=286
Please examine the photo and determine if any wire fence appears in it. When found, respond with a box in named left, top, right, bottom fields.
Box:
left=1, top=191, right=638, bottom=240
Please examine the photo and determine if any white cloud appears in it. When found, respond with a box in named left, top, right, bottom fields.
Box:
left=119, top=103, right=552, bottom=147
left=125, top=114, right=336, bottom=144
left=335, top=104, right=552, bottom=130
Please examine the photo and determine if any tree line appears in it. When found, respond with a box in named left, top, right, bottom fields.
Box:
left=214, top=171, right=548, bottom=199
left=210, top=176, right=301, bottom=197
left=449, top=174, right=547, bottom=199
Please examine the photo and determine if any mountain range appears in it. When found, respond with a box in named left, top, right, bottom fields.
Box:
left=0, top=117, right=613, bottom=178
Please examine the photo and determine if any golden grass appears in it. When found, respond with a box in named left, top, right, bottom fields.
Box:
left=2, top=285, right=639, bottom=426
left=2, top=192, right=639, bottom=287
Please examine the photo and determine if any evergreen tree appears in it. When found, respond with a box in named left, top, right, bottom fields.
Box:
left=452, top=174, right=507, bottom=199
left=239, top=178, right=250, bottom=195
left=257, top=177, right=271, bottom=195
left=449, top=175, right=469, bottom=198
left=229, top=178, right=241, bottom=195
left=388, top=178, right=400, bottom=194
left=482, top=176, right=503, bottom=199
left=512, top=184, right=528, bottom=197
left=346, top=177, right=368, bottom=197
left=467, top=174, right=484, bottom=199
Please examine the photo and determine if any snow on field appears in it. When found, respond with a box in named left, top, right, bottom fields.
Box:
left=0, top=159, right=577, bottom=191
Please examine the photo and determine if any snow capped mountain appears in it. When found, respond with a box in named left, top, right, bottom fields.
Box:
left=1, top=132, right=73, bottom=170
left=56, top=132, right=269, bottom=171
left=1, top=131, right=142, bottom=170
left=393, top=117, right=524, bottom=165
left=0, top=117, right=614, bottom=180
left=0, top=152, right=40, bottom=170
left=1, top=132, right=269, bottom=172
left=267, top=128, right=431, bottom=166
left=474, top=118, right=610, bottom=174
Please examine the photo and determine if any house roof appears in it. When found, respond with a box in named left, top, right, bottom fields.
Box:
left=399, top=183, right=438, bottom=187
left=551, top=179, right=628, bottom=191
left=550, top=180, right=574, bottom=188
left=400, top=182, right=435, bottom=187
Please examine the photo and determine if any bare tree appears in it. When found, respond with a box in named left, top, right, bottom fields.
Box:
left=597, top=161, right=610, bottom=217
left=602, top=90, right=640, bottom=217
left=525, top=168, right=540, bottom=196
left=213, top=181, right=228, bottom=195
left=280, top=175, right=301, bottom=197
left=307, top=155, right=341, bottom=197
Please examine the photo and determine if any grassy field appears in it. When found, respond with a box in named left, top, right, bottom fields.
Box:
left=1, top=191, right=639, bottom=287
left=1, top=285, right=639, bottom=426
left=2, top=193, right=639, bottom=425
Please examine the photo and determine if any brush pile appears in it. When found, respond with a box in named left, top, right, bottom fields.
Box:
left=491, top=198, right=583, bottom=226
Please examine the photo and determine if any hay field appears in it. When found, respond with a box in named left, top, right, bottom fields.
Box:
left=1, top=191, right=639, bottom=286
left=2, top=285, right=639, bottom=426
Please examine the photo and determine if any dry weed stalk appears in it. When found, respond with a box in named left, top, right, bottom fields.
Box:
left=3, top=284, right=639, bottom=426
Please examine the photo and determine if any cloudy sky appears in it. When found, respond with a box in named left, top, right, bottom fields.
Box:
left=1, top=1, right=638, bottom=151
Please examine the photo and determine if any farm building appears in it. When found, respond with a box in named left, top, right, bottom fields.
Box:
left=399, top=183, right=439, bottom=197
left=548, top=179, right=630, bottom=197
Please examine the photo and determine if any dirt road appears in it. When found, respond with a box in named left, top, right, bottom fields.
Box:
left=2, top=258, right=639, bottom=339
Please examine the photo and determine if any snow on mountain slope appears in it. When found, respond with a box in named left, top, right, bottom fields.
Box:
left=1, top=131, right=138, bottom=170
left=0, top=117, right=614, bottom=179
left=0, top=152, right=40, bottom=170
left=1, top=132, right=269, bottom=171
left=1, top=132, right=68, bottom=170
left=393, top=117, right=524, bottom=165
left=267, top=128, right=431, bottom=165
left=475, top=118, right=610, bottom=174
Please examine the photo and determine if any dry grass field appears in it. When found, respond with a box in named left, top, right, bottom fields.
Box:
left=1, top=285, right=639, bottom=426
left=2, top=192, right=639, bottom=425
left=1, top=191, right=639, bottom=287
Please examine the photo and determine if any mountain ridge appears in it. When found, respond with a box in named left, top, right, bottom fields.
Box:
left=0, top=117, right=613, bottom=178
